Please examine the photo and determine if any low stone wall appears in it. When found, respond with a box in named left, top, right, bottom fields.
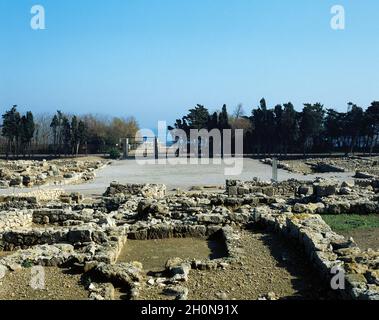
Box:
left=91, top=227, right=237, bottom=300
left=104, top=182, right=166, bottom=199
left=220, top=226, right=243, bottom=260
left=126, top=223, right=215, bottom=240
left=92, top=234, right=127, bottom=264
left=322, top=200, right=379, bottom=215
left=260, top=158, right=293, bottom=172
left=0, top=195, right=37, bottom=204
left=310, top=162, right=346, bottom=173
left=1, top=225, right=108, bottom=251
left=226, top=179, right=301, bottom=198
left=32, top=208, right=93, bottom=225
left=226, top=180, right=275, bottom=197
left=126, top=224, right=238, bottom=262
left=253, top=208, right=379, bottom=300
left=0, top=244, right=76, bottom=270
left=355, top=172, right=378, bottom=180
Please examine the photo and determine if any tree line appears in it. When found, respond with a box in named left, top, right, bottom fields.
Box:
left=2, top=99, right=378, bottom=158
left=0, top=105, right=139, bottom=158
left=170, top=99, right=379, bottom=155
left=1, top=106, right=35, bottom=158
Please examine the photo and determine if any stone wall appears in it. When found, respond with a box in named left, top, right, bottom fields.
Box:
left=0, top=195, right=37, bottom=204
left=104, top=182, right=166, bottom=199
left=226, top=179, right=302, bottom=198
left=32, top=208, right=92, bottom=225
left=253, top=208, right=379, bottom=300
left=0, top=225, right=108, bottom=251
left=127, top=224, right=212, bottom=240
left=0, top=244, right=76, bottom=270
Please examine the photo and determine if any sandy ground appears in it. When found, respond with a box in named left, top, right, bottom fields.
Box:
left=0, top=267, right=88, bottom=300
left=340, top=229, right=379, bottom=251
left=0, top=158, right=354, bottom=196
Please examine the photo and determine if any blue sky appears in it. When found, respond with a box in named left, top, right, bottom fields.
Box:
left=0, top=0, right=378, bottom=129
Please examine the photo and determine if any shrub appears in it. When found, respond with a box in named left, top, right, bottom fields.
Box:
left=22, top=259, right=34, bottom=268
left=108, top=148, right=121, bottom=159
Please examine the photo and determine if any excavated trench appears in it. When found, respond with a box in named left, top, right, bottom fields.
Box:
left=2, top=177, right=378, bottom=300
left=135, top=226, right=337, bottom=300
left=117, top=237, right=228, bottom=272
left=0, top=219, right=337, bottom=300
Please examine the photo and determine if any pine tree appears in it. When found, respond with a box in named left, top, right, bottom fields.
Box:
left=20, top=111, right=35, bottom=157
left=62, top=117, right=71, bottom=155
left=1, top=106, right=21, bottom=158
left=71, top=116, right=79, bottom=155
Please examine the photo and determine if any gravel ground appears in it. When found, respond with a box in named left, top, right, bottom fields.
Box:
left=0, top=267, right=89, bottom=300
left=137, top=228, right=335, bottom=300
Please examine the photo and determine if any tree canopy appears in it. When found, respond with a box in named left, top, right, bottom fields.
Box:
left=169, top=99, right=379, bottom=155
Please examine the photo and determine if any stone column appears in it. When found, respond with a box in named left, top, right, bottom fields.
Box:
left=272, top=158, right=278, bottom=182
left=154, top=137, right=159, bottom=160
left=122, top=138, right=129, bottom=159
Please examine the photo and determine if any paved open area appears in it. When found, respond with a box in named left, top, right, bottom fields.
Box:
left=0, top=158, right=354, bottom=196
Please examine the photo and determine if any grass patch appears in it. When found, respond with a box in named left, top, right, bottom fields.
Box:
left=21, top=259, right=34, bottom=268
left=322, top=214, right=379, bottom=232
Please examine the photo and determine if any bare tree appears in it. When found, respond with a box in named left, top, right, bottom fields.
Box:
left=34, top=113, right=53, bottom=146
left=233, top=104, right=245, bottom=119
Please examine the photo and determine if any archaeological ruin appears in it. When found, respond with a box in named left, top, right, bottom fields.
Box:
left=0, top=156, right=378, bottom=301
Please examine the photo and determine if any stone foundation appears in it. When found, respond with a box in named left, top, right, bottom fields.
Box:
left=104, top=182, right=166, bottom=199
left=0, top=179, right=378, bottom=300
left=254, top=210, right=379, bottom=300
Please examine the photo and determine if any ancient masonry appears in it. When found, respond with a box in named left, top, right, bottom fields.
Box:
left=261, top=156, right=379, bottom=177
left=0, top=177, right=378, bottom=300
left=0, top=158, right=110, bottom=189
